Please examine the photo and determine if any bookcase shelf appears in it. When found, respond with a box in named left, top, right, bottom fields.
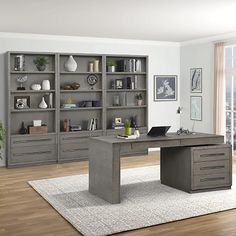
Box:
left=11, top=90, right=56, bottom=94
left=60, top=107, right=102, bottom=111
left=107, top=89, right=146, bottom=92
left=60, top=89, right=102, bottom=93
left=7, top=51, right=148, bottom=167
left=106, top=72, right=146, bottom=75
left=11, top=108, right=56, bottom=113
left=60, top=72, right=102, bottom=75
left=107, top=105, right=147, bottom=109
left=11, top=71, right=55, bottom=74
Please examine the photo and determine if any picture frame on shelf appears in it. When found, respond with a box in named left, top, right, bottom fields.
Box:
left=154, top=75, right=177, bottom=101
left=115, top=79, right=123, bottom=89
left=190, top=96, right=202, bottom=121
left=14, top=96, right=30, bottom=109
left=190, top=68, right=202, bottom=93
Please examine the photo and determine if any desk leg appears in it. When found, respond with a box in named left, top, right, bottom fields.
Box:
left=89, top=140, right=121, bottom=204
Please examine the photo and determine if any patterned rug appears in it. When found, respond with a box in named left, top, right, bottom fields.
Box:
left=29, top=165, right=236, bottom=236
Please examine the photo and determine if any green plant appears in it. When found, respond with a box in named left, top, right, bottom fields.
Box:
left=33, top=56, right=49, bottom=66
left=124, top=119, right=131, bottom=128
left=107, top=60, right=117, bottom=67
left=135, top=93, right=143, bottom=100
left=0, top=121, right=5, bottom=149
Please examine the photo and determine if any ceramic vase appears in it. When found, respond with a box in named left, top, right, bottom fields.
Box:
left=19, top=122, right=27, bottom=134
left=64, top=55, right=77, bottom=72
left=137, top=99, right=143, bottom=106
left=39, top=97, right=48, bottom=109
left=94, top=60, right=99, bottom=73
left=36, top=64, right=46, bottom=71
left=42, top=80, right=50, bottom=90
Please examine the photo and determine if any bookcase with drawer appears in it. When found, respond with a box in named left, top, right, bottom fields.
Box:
left=7, top=51, right=148, bottom=167
left=160, top=144, right=232, bottom=193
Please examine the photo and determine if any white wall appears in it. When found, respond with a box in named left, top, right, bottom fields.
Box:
left=0, top=33, right=180, bottom=166
left=180, top=42, right=214, bottom=133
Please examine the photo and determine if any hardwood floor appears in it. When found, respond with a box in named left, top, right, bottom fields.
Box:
left=0, top=152, right=236, bottom=236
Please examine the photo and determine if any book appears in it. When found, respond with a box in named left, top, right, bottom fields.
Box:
left=117, top=134, right=137, bottom=140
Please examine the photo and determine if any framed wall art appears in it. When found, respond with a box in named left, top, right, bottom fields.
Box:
left=190, top=68, right=202, bottom=93
left=154, top=75, right=177, bottom=101
left=190, top=96, right=202, bottom=121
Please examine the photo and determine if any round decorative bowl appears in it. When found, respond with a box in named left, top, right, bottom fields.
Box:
left=31, top=84, right=41, bottom=90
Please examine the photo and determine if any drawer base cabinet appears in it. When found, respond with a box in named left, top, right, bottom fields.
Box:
left=161, top=144, right=232, bottom=193
left=9, top=134, right=57, bottom=167
left=7, top=51, right=148, bottom=168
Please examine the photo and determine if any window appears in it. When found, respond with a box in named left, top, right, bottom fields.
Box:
left=225, top=46, right=236, bottom=155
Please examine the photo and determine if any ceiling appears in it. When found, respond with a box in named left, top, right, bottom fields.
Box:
left=1, top=0, right=236, bottom=42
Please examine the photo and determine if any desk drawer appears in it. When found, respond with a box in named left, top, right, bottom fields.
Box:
left=193, top=160, right=230, bottom=175
left=131, top=140, right=180, bottom=151
left=192, top=173, right=230, bottom=190
left=193, top=145, right=230, bottom=162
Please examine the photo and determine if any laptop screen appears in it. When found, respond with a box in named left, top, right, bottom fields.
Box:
left=147, top=126, right=171, bottom=137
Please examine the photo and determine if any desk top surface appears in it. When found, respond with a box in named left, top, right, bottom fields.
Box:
left=90, top=132, right=224, bottom=144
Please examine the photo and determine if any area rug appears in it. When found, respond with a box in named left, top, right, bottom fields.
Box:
left=29, top=166, right=236, bottom=236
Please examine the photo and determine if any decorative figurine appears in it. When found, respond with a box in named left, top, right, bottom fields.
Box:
left=16, top=75, right=27, bottom=90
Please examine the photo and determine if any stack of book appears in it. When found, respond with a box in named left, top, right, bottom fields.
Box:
left=126, top=76, right=138, bottom=89
left=112, top=122, right=124, bottom=130
left=87, top=118, right=98, bottom=131
left=70, top=124, right=82, bottom=132
left=62, top=104, right=77, bottom=109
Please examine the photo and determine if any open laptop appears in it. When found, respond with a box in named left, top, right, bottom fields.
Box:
left=147, top=126, right=171, bottom=137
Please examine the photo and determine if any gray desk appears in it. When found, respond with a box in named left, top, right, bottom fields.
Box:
left=89, top=133, right=232, bottom=204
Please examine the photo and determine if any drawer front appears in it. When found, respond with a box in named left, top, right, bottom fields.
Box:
left=193, top=160, right=230, bottom=175
left=180, top=137, right=223, bottom=146
left=60, top=131, right=103, bottom=144
left=193, top=146, right=230, bottom=162
left=60, top=143, right=88, bottom=160
left=60, top=138, right=89, bottom=149
left=10, top=145, right=56, bottom=164
left=131, top=140, right=180, bottom=151
left=192, top=173, right=231, bottom=190
left=11, top=134, right=56, bottom=147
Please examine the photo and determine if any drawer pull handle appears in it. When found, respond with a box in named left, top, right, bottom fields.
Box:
left=200, top=153, right=225, bottom=157
left=200, top=177, right=225, bottom=182
left=63, top=137, right=78, bottom=141
left=62, top=137, right=87, bottom=141
left=62, top=148, right=87, bottom=153
left=14, top=139, right=52, bottom=144
left=200, top=165, right=225, bottom=170
left=14, top=151, right=52, bottom=156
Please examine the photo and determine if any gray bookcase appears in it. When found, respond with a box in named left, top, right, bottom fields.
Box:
left=7, top=51, right=148, bottom=167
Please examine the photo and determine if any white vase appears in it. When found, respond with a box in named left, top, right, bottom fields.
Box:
left=137, top=99, right=143, bottom=106
left=94, top=60, right=99, bottom=72
left=42, top=80, right=50, bottom=90
left=39, top=97, right=48, bottom=109
left=64, top=55, right=77, bottom=72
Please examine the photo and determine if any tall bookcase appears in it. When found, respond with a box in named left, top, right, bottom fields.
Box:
left=7, top=52, right=148, bottom=167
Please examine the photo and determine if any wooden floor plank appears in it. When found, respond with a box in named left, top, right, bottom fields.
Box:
left=0, top=152, right=236, bottom=236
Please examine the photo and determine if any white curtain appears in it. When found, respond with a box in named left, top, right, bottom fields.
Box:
left=214, top=42, right=225, bottom=135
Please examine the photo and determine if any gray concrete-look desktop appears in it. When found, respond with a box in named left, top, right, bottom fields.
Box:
left=89, top=133, right=232, bottom=204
